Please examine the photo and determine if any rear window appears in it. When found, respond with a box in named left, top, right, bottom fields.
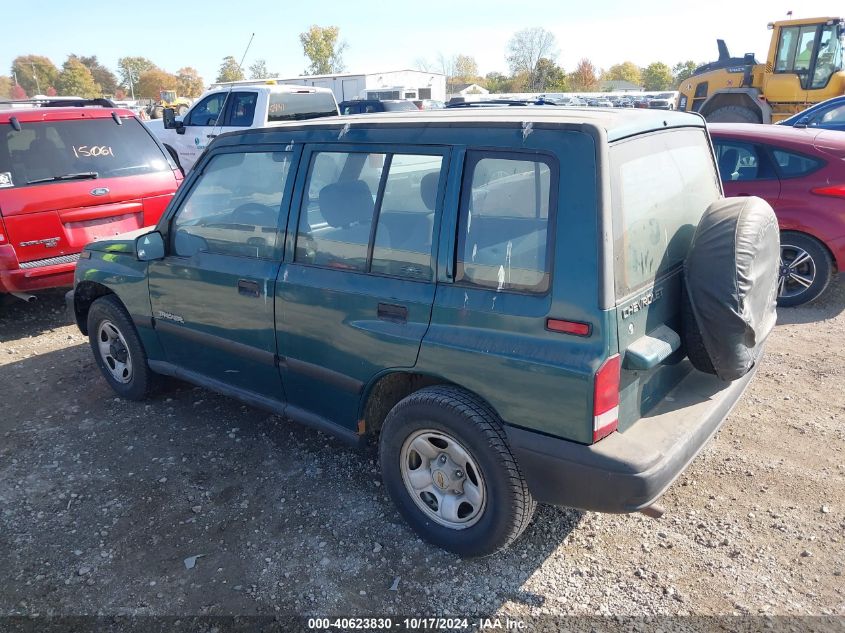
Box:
left=0, top=117, right=170, bottom=189
left=267, top=92, right=338, bottom=122
left=382, top=101, right=419, bottom=112
left=610, top=128, right=721, bottom=297
left=772, top=149, right=823, bottom=177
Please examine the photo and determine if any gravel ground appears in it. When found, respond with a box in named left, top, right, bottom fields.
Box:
left=1, top=283, right=844, bottom=624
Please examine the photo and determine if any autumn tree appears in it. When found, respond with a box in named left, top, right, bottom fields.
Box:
left=453, top=55, right=479, bottom=82
left=642, top=62, right=673, bottom=90
left=176, top=67, right=204, bottom=97
left=602, top=61, right=642, bottom=87
left=10, top=84, right=27, bottom=100
left=216, top=56, right=245, bottom=83
left=672, top=60, right=699, bottom=88
left=299, top=25, right=347, bottom=75
left=137, top=68, right=178, bottom=99
left=569, top=58, right=600, bottom=91
left=506, top=27, right=558, bottom=91
left=56, top=57, right=100, bottom=98
left=76, top=55, right=118, bottom=95
left=0, top=76, right=12, bottom=99
left=11, top=55, right=59, bottom=96
left=117, top=56, right=157, bottom=96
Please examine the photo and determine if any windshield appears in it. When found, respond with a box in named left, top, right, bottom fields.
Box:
left=267, top=92, right=338, bottom=122
left=0, top=117, right=170, bottom=188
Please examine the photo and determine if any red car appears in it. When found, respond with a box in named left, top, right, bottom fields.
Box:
left=0, top=99, right=182, bottom=300
left=709, top=123, right=845, bottom=306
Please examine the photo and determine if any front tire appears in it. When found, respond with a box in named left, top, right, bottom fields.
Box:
left=705, top=105, right=761, bottom=123
left=777, top=232, right=833, bottom=307
left=379, top=386, right=535, bottom=557
left=87, top=295, right=154, bottom=400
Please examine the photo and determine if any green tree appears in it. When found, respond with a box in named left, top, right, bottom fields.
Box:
left=137, top=68, right=178, bottom=99
left=672, top=60, right=700, bottom=89
left=176, top=67, right=204, bottom=97
left=11, top=55, right=59, bottom=96
left=216, top=56, right=245, bottom=83
left=602, top=61, right=642, bottom=87
left=483, top=71, right=511, bottom=93
left=642, top=62, right=673, bottom=91
left=117, top=56, right=157, bottom=96
left=299, top=25, right=347, bottom=75
left=506, top=27, right=558, bottom=91
left=76, top=55, right=118, bottom=95
left=0, top=76, right=12, bottom=99
left=56, top=56, right=100, bottom=98
left=248, top=59, right=277, bottom=80
left=569, top=58, right=600, bottom=91
left=535, top=57, right=568, bottom=91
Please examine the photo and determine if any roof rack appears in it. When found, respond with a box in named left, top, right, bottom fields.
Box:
left=0, top=97, right=116, bottom=108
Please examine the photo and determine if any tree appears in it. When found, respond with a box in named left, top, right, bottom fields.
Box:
left=56, top=57, right=100, bottom=98
left=569, top=58, right=600, bottom=91
left=117, top=56, right=157, bottom=96
left=11, top=55, right=59, bottom=96
left=534, top=57, right=568, bottom=92
left=672, top=60, right=699, bottom=89
left=453, top=55, right=479, bottom=82
left=642, top=62, right=673, bottom=91
left=299, top=25, right=347, bottom=75
left=483, top=71, right=511, bottom=93
left=0, top=76, right=11, bottom=99
left=76, top=55, right=118, bottom=95
left=216, top=56, right=245, bottom=83
left=506, top=27, right=558, bottom=91
left=136, top=68, right=178, bottom=99
left=176, top=67, right=204, bottom=97
left=248, top=59, right=277, bottom=80
left=11, top=84, right=27, bottom=100
left=601, top=62, right=642, bottom=87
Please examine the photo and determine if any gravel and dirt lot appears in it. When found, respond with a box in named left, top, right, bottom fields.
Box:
left=1, top=285, right=844, bottom=624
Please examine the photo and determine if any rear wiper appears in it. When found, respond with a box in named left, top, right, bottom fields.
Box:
left=27, top=172, right=99, bottom=185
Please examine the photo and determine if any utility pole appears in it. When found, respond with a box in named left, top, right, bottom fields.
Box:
left=30, top=62, right=40, bottom=95
left=127, top=67, right=135, bottom=100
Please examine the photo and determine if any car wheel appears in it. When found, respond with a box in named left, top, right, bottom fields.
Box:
left=777, top=232, right=833, bottom=307
left=379, top=385, right=535, bottom=557
left=705, top=105, right=761, bottom=124
left=87, top=295, right=154, bottom=400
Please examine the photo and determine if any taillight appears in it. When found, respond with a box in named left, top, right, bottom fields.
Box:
left=811, top=184, right=845, bottom=199
left=593, top=354, right=621, bottom=442
left=0, top=215, right=7, bottom=244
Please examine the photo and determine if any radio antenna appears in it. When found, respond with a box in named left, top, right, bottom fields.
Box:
left=211, top=32, right=256, bottom=131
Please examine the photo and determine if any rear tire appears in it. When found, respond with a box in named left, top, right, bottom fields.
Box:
left=705, top=105, right=761, bottom=124
left=777, top=232, right=833, bottom=307
left=379, top=386, right=535, bottom=557
left=87, top=295, right=154, bottom=400
left=682, top=287, right=716, bottom=375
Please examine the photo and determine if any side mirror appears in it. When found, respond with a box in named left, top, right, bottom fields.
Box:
left=136, top=231, right=165, bottom=262
left=793, top=115, right=811, bottom=128
left=163, top=108, right=186, bottom=134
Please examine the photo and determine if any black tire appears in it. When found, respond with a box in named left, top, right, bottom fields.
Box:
left=682, top=286, right=716, bottom=375
left=777, top=232, right=833, bottom=307
left=87, top=295, right=154, bottom=400
left=379, top=386, right=535, bottom=557
left=705, top=105, right=762, bottom=124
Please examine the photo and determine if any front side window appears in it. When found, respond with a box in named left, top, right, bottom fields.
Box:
left=819, top=102, right=845, bottom=124
left=811, top=24, right=844, bottom=89
left=1, top=118, right=171, bottom=187
left=456, top=153, right=555, bottom=293
left=295, top=150, right=443, bottom=279
left=172, top=151, right=291, bottom=259
left=186, top=93, right=227, bottom=126
left=713, top=140, right=776, bottom=181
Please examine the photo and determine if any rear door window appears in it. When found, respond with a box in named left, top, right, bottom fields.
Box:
left=610, top=129, right=721, bottom=297
left=713, top=140, right=777, bottom=181
left=226, top=92, right=258, bottom=127
left=456, top=152, right=556, bottom=293
left=1, top=118, right=171, bottom=188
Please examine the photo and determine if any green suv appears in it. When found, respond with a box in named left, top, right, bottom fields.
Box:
left=68, top=108, right=779, bottom=556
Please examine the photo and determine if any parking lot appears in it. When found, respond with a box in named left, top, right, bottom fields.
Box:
left=1, top=285, right=843, bottom=620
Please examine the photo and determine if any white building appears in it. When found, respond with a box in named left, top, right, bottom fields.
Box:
left=210, top=70, right=446, bottom=104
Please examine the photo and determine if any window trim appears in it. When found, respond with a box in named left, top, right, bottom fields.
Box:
left=454, top=149, right=559, bottom=296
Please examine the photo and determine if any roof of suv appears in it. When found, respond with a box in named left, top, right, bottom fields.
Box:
left=0, top=102, right=134, bottom=123
left=231, top=106, right=705, bottom=143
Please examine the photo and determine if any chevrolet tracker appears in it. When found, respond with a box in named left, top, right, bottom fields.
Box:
left=68, top=108, right=779, bottom=556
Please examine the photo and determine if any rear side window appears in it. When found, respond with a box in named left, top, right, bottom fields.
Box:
left=611, top=129, right=721, bottom=297
left=267, top=92, right=338, bottom=122
left=172, top=151, right=292, bottom=259
left=0, top=118, right=170, bottom=188
left=456, top=152, right=555, bottom=293
left=772, top=149, right=823, bottom=177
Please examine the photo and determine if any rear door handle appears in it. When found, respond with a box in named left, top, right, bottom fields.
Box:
left=237, top=279, right=260, bottom=297
left=377, top=302, right=408, bottom=323
left=206, top=134, right=218, bottom=139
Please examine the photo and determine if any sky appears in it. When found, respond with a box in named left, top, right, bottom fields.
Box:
left=3, top=0, right=844, bottom=88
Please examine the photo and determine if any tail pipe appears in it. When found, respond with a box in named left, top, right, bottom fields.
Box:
left=11, top=292, right=37, bottom=303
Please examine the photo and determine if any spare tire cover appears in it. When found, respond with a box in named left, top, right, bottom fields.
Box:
left=684, top=196, right=779, bottom=381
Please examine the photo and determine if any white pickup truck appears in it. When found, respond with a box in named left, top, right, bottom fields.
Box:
left=147, top=82, right=338, bottom=173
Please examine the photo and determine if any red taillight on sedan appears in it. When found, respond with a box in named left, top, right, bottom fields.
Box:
left=593, top=354, right=621, bottom=442
left=811, top=184, right=845, bottom=198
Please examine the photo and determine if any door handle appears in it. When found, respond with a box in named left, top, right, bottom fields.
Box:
left=206, top=133, right=218, bottom=139
left=377, top=302, right=408, bottom=323
left=237, top=279, right=260, bottom=297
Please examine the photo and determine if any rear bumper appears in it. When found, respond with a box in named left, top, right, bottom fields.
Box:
left=505, top=361, right=757, bottom=513
left=0, top=245, right=77, bottom=293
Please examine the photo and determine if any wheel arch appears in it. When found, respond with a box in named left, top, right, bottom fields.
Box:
left=72, top=281, right=116, bottom=335
left=700, top=89, right=772, bottom=123
left=779, top=228, right=839, bottom=274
